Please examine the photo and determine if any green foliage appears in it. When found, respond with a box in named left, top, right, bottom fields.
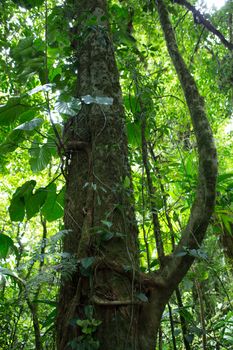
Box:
left=0, top=233, right=18, bottom=259
left=41, top=184, right=64, bottom=222
left=9, top=180, right=36, bottom=221
left=8, top=181, right=64, bottom=222
left=29, top=140, right=52, bottom=172
left=0, top=118, right=43, bottom=154
left=0, top=97, right=36, bottom=125
left=0, top=0, right=232, bottom=349
left=11, top=0, right=45, bottom=9
left=68, top=306, right=101, bottom=349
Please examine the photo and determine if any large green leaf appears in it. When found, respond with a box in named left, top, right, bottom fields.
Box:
left=0, top=233, right=17, bottom=259
left=0, top=130, right=25, bottom=154
left=54, top=95, right=81, bottom=116
left=8, top=195, right=25, bottom=222
left=41, top=184, right=64, bottom=221
left=15, top=118, right=43, bottom=131
left=0, top=98, right=33, bottom=125
left=29, top=143, right=52, bottom=172
left=9, top=180, right=36, bottom=222
left=25, top=187, right=48, bottom=220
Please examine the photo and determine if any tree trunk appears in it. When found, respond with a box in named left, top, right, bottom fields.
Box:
left=56, top=0, right=217, bottom=349
left=56, top=0, right=141, bottom=348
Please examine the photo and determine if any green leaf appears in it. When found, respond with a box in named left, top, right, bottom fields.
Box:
left=0, top=267, right=25, bottom=285
left=0, top=118, right=43, bottom=155
left=123, top=95, right=140, bottom=114
left=0, top=98, right=33, bottom=125
left=175, top=250, right=187, bottom=257
left=9, top=195, right=25, bottom=222
left=220, top=213, right=233, bottom=234
left=84, top=305, right=94, bottom=318
left=41, top=184, right=64, bottom=221
left=25, top=187, right=48, bottom=220
left=55, top=96, right=81, bottom=116
left=9, top=180, right=36, bottom=222
left=136, top=292, right=148, bottom=302
left=101, top=220, right=113, bottom=229
left=27, top=84, right=54, bottom=96
left=11, top=37, right=34, bottom=58
left=41, top=308, right=57, bottom=329
left=218, top=173, right=233, bottom=183
left=101, top=231, right=114, bottom=241
left=29, top=143, right=51, bottom=172
left=179, top=308, right=193, bottom=322
left=0, top=130, right=25, bottom=154
left=185, top=334, right=194, bottom=344
left=0, top=233, right=16, bottom=259
left=11, top=0, right=44, bottom=9
left=18, top=108, right=39, bottom=123
left=80, top=257, right=95, bottom=270
left=123, top=175, right=131, bottom=188
left=15, top=117, right=43, bottom=131
left=127, top=121, right=141, bottom=147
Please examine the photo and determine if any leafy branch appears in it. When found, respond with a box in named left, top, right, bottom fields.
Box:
left=173, top=0, right=233, bottom=51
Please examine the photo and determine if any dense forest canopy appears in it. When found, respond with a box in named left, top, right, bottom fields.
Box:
left=0, top=0, right=232, bottom=349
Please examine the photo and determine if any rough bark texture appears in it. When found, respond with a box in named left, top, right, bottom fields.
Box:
left=56, top=0, right=217, bottom=349
left=157, top=0, right=217, bottom=290
left=57, top=1, right=140, bottom=349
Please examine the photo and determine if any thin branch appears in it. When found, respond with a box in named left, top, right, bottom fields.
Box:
left=189, top=26, right=205, bottom=66
left=173, top=0, right=233, bottom=51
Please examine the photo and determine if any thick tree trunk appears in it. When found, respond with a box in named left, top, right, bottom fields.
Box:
left=56, top=1, right=217, bottom=349
left=56, top=1, right=149, bottom=349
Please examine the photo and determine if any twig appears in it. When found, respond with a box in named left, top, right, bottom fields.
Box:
left=174, top=0, right=233, bottom=50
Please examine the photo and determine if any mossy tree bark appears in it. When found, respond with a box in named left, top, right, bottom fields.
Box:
left=56, top=0, right=217, bottom=349
left=57, top=1, right=139, bottom=348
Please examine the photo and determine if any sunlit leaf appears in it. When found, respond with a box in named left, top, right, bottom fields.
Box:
left=27, top=84, right=54, bottom=96
left=0, top=267, right=25, bottom=285
left=15, top=118, right=43, bottom=131
left=55, top=96, right=81, bottom=116
left=29, top=143, right=51, bottom=172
